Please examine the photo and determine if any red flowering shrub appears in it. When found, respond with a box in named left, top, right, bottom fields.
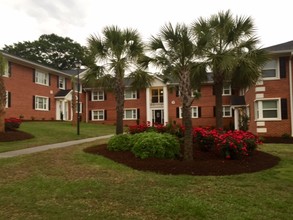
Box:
left=193, top=127, right=218, bottom=151
left=5, top=118, right=22, bottom=131
left=128, top=122, right=150, bottom=134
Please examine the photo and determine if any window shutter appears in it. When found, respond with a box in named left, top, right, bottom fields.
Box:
left=198, top=107, right=201, bottom=118
left=281, top=98, right=288, bottom=119
left=176, top=86, right=179, bottom=97
left=48, top=73, right=51, bottom=86
left=89, top=111, right=92, bottom=120
left=232, top=108, right=234, bottom=117
left=137, top=90, right=140, bottom=99
left=57, top=76, right=59, bottom=88
left=176, top=107, right=179, bottom=118
left=8, top=92, right=11, bottom=107
left=104, top=92, right=107, bottom=100
left=137, top=109, right=140, bottom=119
left=104, top=110, right=107, bottom=120
left=213, top=106, right=216, bottom=117
left=48, top=98, right=51, bottom=110
left=8, top=62, right=12, bottom=77
left=33, top=96, right=35, bottom=109
left=89, top=91, right=92, bottom=101
left=231, top=88, right=236, bottom=95
left=33, top=70, right=36, bottom=82
left=279, top=57, right=286, bottom=78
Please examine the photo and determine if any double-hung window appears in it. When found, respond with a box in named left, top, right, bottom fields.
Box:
left=35, top=96, right=49, bottom=111
left=151, top=88, right=164, bottom=103
left=262, top=59, right=278, bottom=79
left=3, top=60, right=9, bottom=77
left=124, top=109, right=137, bottom=120
left=92, top=110, right=104, bottom=121
left=222, top=84, right=231, bottom=96
left=35, top=70, right=49, bottom=86
left=222, top=106, right=232, bottom=117
left=179, top=106, right=199, bottom=118
left=59, top=76, right=65, bottom=89
left=255, top=99, right=280, bottom=120
left=124, top=89, right=137, bottom=99
left=92, top=91, right=104, bottom=101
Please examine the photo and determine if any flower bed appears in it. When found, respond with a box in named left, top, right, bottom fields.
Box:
left=5, top=117, right=22, bottom=131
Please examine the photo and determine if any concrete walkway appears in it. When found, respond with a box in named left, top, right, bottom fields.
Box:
left=0, top=134, right=113, bottom=159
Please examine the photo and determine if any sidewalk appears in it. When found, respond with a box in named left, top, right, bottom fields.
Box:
left=0, top=134, right=113, bottom=159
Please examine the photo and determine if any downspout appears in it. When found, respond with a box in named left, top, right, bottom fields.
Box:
left=289, top=52, right=293, bottom=136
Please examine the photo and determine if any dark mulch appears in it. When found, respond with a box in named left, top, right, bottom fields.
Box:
left=84, top=144, right=280, bottom=176
left=0, top=130, right=34, bottom=142
left=262, top=136, right=293, bottom=144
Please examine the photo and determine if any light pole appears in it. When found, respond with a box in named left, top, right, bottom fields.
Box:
left=75, top=61, right=81, bottom=135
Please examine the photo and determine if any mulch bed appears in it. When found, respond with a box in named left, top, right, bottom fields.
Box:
left=0, top=130, right=34, bottom=142
left=84, top=144, right=280, bottom=176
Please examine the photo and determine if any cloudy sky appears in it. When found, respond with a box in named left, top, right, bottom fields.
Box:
left=0, top=0, right=292, bottom=49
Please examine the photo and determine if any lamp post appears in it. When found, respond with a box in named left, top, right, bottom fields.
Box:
left=75, top=61, right=81, bottom=135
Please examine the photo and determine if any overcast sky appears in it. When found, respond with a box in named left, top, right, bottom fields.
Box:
left=0, top=0, right=292, bottom=49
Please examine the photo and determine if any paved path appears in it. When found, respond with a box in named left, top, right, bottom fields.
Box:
left=0, top=134, right=113, bottom=159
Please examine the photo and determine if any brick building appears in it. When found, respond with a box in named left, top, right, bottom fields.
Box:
left=1, top=40, right=293, bottom=137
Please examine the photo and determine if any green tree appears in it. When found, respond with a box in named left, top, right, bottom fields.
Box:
left=146, top=23, right=205, bottom=161
left=2, top=34, right=87, bottom=70
left=85, top=26, right=152, bottom=134
left=0, top=54, right=6, bottom=132
left=192, top=10, right=269, bottom=128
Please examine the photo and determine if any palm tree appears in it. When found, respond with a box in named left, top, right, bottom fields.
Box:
left=85, top=26, right=152, bottom=134
left=0, top=54, right=6, bottom=132
left=147, top=23, right=205, bottom=161
left=192, top=10, right=269, bottom=129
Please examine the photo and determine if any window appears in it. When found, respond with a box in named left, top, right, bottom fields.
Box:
left=255, top=99, right=280, bottom=120
left=222, top=84, right=231, bottom=96
left=92, top=110, right=104, bottom=121
left=92, top=91, right=104, bottom=101
left=35, top=70, right=49, bottom=85
left=76, top=102, right=83, bottom=113
left=124, top=90, right=137, bottom=99
left=223, top=106, right=232, bottom=117
left=151, top=88, right=164, bottom=103
left=179, top=106, right=199, bottom=118
left=74, top=82, right=82, bottom=93
left=3, top=60, right=9, bottom=77
left=59, top=76, right=65, bottom=89
left=262, top=59, right=278, bottom=79
left=35, top=96, right=49, bottom=110
left=124, top=109, right=137, bottom=120
left=5, top=91, right=9, bottom=108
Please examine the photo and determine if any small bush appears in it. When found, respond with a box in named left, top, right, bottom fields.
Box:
left=5, top=118, right=22, bottom=131
left=107, top=134, right=132, bottom=151
left=131, top=132, right=180, bottom=159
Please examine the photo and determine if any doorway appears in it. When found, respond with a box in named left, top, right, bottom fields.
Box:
left=152, top=109, right=164, bottom=125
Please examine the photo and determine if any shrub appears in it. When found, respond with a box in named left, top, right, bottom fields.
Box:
left=131, top=132, right=180, bottom=159
left=107, top=134, right=132, bottom=151
left=5, top=118, right=22, bottom=131
left=193, top=127, right=218, bottom=151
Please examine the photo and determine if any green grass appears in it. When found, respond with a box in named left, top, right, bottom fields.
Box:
left=0, top=121, right=115, bottom=153
left=0, top=142, right=292, bottom=219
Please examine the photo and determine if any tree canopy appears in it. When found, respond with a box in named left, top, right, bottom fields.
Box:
left=2, top=34, right=87, bottom=70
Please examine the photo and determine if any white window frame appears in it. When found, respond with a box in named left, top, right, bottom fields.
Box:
left=5, top=91, right=8, bottom=108
left=254, top=98, right=281, bottom=121
left=35, top=96, right=49, bottom=111
left=35, top=70, right=49, bottom=86
left=222, top=105, right=232, bottom=117
left=124, top=108, right=137, bottom=120
left=59, top=76, right=65, bottom=89
left=76, top=102, right=83, bottom=113
left=151, top=88, right=164, bottom=104
left=124, top=89, right=137, bottom=100
left=92, top=91, right=104, bottom=101
left=222, top=84, right=231, bottom=96
left=261, top=59, right=279, bottom=80
left=3, top=60, right=9, bottom=77
left=179, top=106, right=199, bottom=118
left=92, top=109, right=104, bottom=121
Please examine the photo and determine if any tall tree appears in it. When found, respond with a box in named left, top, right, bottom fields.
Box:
left=2, top=34, right=87, bottom=70
left=146, top=23, right=205, bottom=161
left=0, top=54, right=6, bottom=132
left=85, top=26, right=152, bottom=134
left=192, top=10, right=268, bottom=128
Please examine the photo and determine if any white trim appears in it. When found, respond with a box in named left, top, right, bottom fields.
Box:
left=35, top=95, right=49, bottom=111
left=124, top=89, right=137, bottom=100
left=35, top=70, right=49, bottom=86
left=222, top=105, right=232, bottom=118
left=58, top=76, right=66, bottom=90
left=179, top=106, right=199, bottom=118
left=222, top=84, right=231, bottom=96
left=255, top=87, right=266, bottom=92
left=254, top=98, right=281, bottom=121
left=261, top=58, right=280, bottom=80
left=163, top=86, right=168, bottom=124
left=91, top=90, right=104, bottom=101
left=91, top=109, right=105, bottom=121
left=146, top=88, right=151, bottom=123
left=256, top=93, right=264, bottom=99
left=123, top=108, right=137, bottom=120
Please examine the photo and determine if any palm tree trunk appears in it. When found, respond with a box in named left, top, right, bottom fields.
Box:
left=115, top=77, right=125, bottom=134
left=214, top=81, right=223, bottom=129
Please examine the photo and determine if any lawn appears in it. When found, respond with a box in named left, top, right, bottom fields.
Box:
left=0, top=142, right=292, bottom=219
left=0, top=121, right=115, bottom=153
